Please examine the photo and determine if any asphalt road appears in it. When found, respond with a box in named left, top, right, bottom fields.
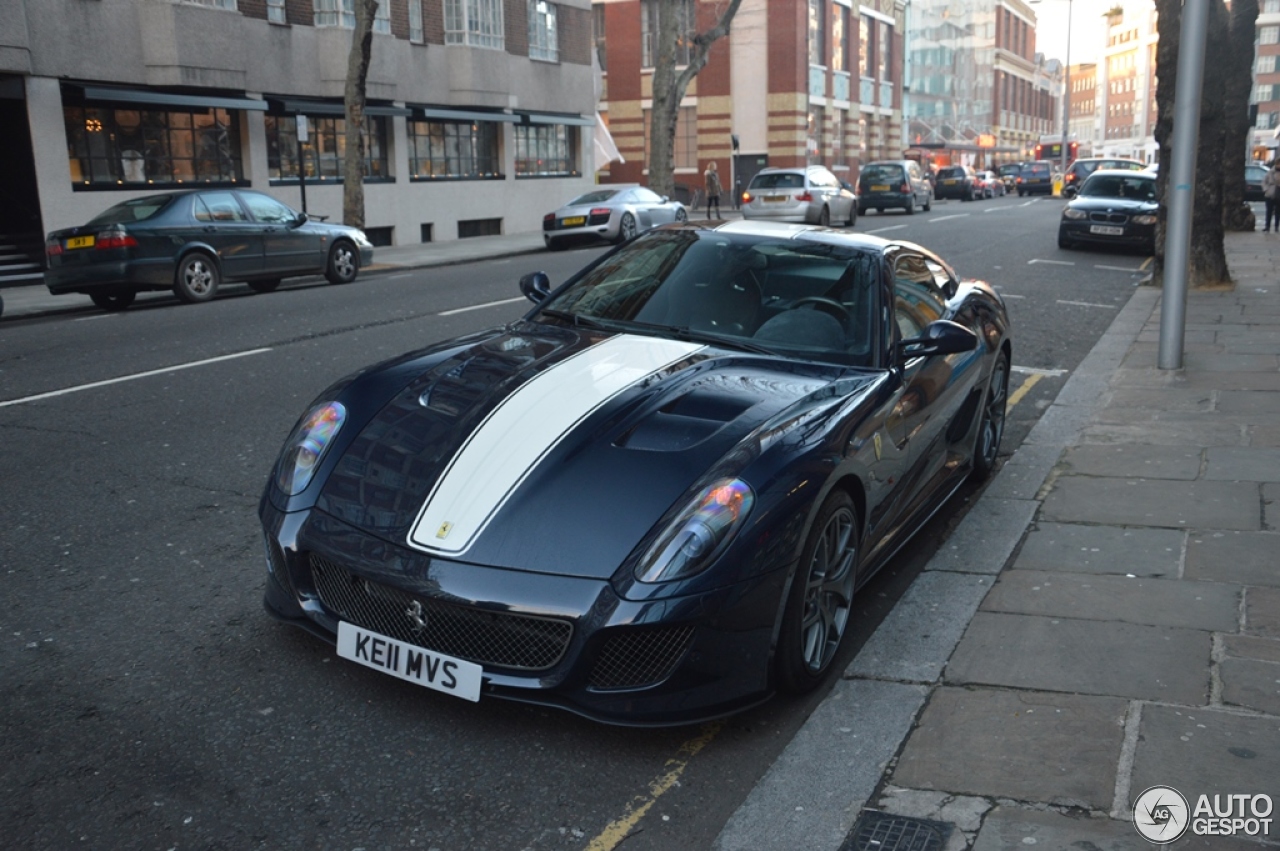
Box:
left=0, top=193, right=1150, bottom=850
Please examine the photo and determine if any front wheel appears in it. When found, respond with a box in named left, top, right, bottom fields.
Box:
left=776, top=491, right=860, bottom=693
left=90, top=290, right=136, bottom=311
left=325, top=241, right=359, bottom=284
left=675, top=208, right=688, bottom=223
left=616, top=212, right=638, bottom=243
left=173, top=252, right=219, bottom=304
left=972, top=351, right=1009, bottom=481
left=1057, top=232, right=1074, bottom=250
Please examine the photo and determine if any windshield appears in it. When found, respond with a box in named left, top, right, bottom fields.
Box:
left=567, top=189, right=622, bottom=206
left=86, top=195, right=174, bottom=226
left=540, top=230, right=880, bottom=366
left=1079, top=174, right=1157, bottom=201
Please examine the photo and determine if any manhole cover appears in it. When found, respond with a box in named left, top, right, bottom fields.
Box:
left=841, top=810, right=953, bottom=851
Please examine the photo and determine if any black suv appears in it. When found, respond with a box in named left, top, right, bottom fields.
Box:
left=1017, top=161, right=1054, bottom=196
left=934, top=166, right=980, bottom=201
left=856, top=160, right=933, bottom=215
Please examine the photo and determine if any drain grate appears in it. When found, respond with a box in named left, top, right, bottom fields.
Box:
left=841, top=810, right=953, bottom=851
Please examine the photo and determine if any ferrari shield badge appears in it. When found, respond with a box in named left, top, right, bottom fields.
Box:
left=436, top=521, right=453, bottom=540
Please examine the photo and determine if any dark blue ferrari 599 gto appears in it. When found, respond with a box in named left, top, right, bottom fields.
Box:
left=259, top=220, right=1011, bottom=726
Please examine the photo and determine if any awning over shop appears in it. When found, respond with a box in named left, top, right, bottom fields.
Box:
left=519, top=111, right=596, bottom=127
left=77, top=85, right=268, bottom=111
left=267, top=98, right=412, bottom=117
left=415, top=107, right=521, bottom=123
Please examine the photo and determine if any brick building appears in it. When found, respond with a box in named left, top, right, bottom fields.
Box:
left=1068, top=62, right=1097, bottom=158
left=593, top=0, right=906, bottom=200
left=1096, top=5, right=1157, bottom=163
left=1252, top=0, right=1280, bottom=162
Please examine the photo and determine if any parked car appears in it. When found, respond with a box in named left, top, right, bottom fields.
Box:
left=1061, top=157, right=1145, bottom=198
left=997, top=163, right=1023, bottom=191
left=259, top=219, right=1012, bottom=726
left=856, top=159, right=933, bottom=215
left=543, top=185, right=687, bottom=250
left=934, top=165, right=981, bottom=201
left=1058, top=169, right=1158, bottom=253
left=1016, top=161, right=1054, bottom=196
left=975, top=170, right=1006, bottom=198
left=1245, top=164, right=1268, bottom=202
left=45, top=190, right=373, bottom=311
left=741, top=166, right=858, bottom=226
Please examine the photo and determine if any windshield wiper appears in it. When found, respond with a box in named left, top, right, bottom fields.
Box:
left=628, top=321, right=778, bottom=355
left=537, top=308, right=617, bottom=331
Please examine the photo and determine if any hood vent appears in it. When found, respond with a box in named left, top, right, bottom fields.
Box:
left=616, top=388, right=758, bottom=452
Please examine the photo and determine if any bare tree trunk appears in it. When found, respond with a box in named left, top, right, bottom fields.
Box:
left=1222, top=0, right=1260, bottom=231
left=343, top=0, right=379, bottom=229
left=1153, top=0, right=1231, bottom=287
left=648, top=0, right=745, bottom=199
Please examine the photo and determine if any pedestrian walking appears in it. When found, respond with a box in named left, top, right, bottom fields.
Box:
left=1264, top=161, right=1280, bottom=233
left=704, top=161, right=723, bottom=219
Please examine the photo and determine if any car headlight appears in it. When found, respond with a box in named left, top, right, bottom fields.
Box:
left=275, top=401, right=347, bottom=496
left=635, top=479, right=754, bottom=584
left=1063, top=209, right=1087, bottom=220
left=1132, top=214, right=1157, bottom=225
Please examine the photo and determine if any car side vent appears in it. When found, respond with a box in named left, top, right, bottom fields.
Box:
left=588, top=626, right=694, bottom=690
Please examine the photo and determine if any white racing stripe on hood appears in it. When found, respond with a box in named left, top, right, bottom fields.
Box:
left=408, top=333, right=706, bottom=557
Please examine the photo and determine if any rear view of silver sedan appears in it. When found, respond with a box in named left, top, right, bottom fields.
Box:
left=741, top=166, right=857, bottom=227
left=543, top=185, right=687, bottom=249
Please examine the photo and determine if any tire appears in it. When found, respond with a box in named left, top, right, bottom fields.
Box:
left=675, top=208, right=688, bottom=223
left=857, top=205, right=867, bottom=217
left=248, top=279, right=281, bottom=294
left=905, top=197, right=915, bottom=215
left=776, top=490, right=860, bottom=694
left=818, top=206, right=830, bottom=227
left=845, top=204, right=856, bottom=227
left=1018, top=190, right=1025, bottom=197
left=173, top=252, right=219, bottom=304
left=876, top=207, right=884, bottom=214
left=1058, top=232, right=1074, bottom=250
left=923, top=192, right=932, bottom=212
left=971, top=351, right=1010, bottom=481
left=325, top=241, right=359, bottom=284
left=90, top=290, right=136, bottom=311
left=616, top=212, right=638, bottom=243
left=545, top=237, right=564, bottom=252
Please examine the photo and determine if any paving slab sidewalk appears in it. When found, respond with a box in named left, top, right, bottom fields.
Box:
left=717, top=231, right=1280, bottom=851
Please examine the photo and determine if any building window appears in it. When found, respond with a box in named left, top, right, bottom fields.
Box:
left=878, top=21, right=892, bottom=82
left=183, top=0, right=237, bottom=8
left=264, top=114, right=390, bottom=181
left=529, top=0, right=559, bottom=61
left=267, top=0, right=286, bottom=22
left=409, top=0, right=424, bottom=42
left=641, top=0, right=694, bottom=68
left=1265, top=0, right=1280, bottom=13
left=808, top=104, right=825, bottom=164
left=593, top=3, right=607, bottom=69
left=63, top=106, right=244, bottom=188
left=832, top=4, right=848, bottom=73
left=642, top=106, right=697, bottom=170
left=859, top=15, right=873, bottom=78
left=1259, top=55, right=1277, bottom=75
left=1255, top=84, right=1275, bottom=103
left=408, top=121, right=501, bottom=178
left=446, top=0, right=504, bottom=48
left=315, top=0, right=391, bottom=32
left=809, top=0, right=825, bottom=66
left=1259, top=111, right=1279, bottom=129
left=514, top=124, right=579, bottom=176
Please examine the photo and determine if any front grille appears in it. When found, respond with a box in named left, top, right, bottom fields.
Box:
left=310, top=555, right=573, bottom=671
left=1089, top=211, right=1128, bottom=224
left=588, top=627, right=694, bottom=690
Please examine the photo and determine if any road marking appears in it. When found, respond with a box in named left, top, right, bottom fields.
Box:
left=74, top=314, right=119, bottom=322
left=929, top=214, right=971, bottom=223
left=1020, top=200, right=1037, bottom=207
left=1028, top=259, right=1075, bottom=266
left=1012, top=365, right=1068, bottom=377
left=1140, top=256, right=1155, bottom=271
left=387, top=273, right=414, bottom=280
left=584, top=722, right=723, bottom=851
left=1094, top=264, right=1142, bottom=272
left=866, top=225, right=907, bottom=234
left=0, top=348, right=273, bottom=408
left=437, top=296, right=527, bottom=316
left=1057, top=299, right=1118, bottom=310
left=1007, top=373, right=1043, bottom=409
left=997, top=293, right=1026, bottom=299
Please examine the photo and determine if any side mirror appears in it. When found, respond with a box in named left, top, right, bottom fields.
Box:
left=898, top=319, right=979, bottom=358
left=661, top=195, right=670, bottom=203
left=293, top=212, right=309, bottom=227
left=520, top=271, right=552, bottom=304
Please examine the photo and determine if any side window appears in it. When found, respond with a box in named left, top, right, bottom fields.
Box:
left=240, top=192, right=296, bottom=224
left=924, top=258, right=956, bottom=296
left=195, top=192, right=247, bottom=223
left=892, top=251, right=948, bottom=343
left=908, top=164, right=921, bottom=180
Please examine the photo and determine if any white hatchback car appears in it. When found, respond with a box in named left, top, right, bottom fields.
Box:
left=741, top=166, right=858, bottom=227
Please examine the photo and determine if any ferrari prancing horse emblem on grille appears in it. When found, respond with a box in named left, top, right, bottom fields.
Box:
left=405, top=600, right=429, bottom=632
left=436, top=521, right=453, bottom=539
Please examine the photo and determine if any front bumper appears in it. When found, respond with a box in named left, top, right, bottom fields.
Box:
left=260, top=501, right=784, bottom=726
left=1059, top=219, right=1155, bottom=249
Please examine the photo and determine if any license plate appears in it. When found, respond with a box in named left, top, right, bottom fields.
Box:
left=870, top=184, right=890, bottom=192
left=944, top=179, right=957, bottom=185
left=560, top=216, right=585, bottom=227
left=336, top=621, right=482, bottom=702
left=66, top=235, right=95, bottom=249
left=764, top=195, right=787, bottom=203
left=1090, top=225, right=1125, bottom=236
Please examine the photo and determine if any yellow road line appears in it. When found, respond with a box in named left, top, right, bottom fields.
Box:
left=1006, top=372, right=1043, bottom=410
left=1140, top=256, right=1155, bottom=271
left=584, top=722, right=724, bottom=851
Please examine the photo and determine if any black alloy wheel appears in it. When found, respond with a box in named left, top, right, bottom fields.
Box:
left=173, top=252, right=219, bottom=304
left=325, top=241, right=359, bottom=284
left=90, top=290, right=136, bottom=311
left=972, top=351, right=1009, bottom=480
left=776, top=490, right=860, bottom=693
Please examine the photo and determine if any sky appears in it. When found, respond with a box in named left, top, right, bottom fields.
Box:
left=1032, top=0, right=1119, bottom=68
